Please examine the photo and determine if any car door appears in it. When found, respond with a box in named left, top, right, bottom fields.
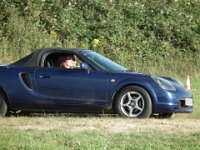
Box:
left=34, top=67, right=109, bottom=109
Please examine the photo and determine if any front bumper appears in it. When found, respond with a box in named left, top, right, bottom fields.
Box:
left=174, top=97, right=193, bottom=113
left=154, top=97, right=193, bottom=113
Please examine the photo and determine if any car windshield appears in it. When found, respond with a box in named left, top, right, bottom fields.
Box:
left=82, top=51, right=127, bottom=72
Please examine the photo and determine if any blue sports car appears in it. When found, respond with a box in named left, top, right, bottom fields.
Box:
left=0, top=48, right=193, bottom=118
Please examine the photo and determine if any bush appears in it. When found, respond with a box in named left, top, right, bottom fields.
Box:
left=0, top=0, right=200, bottom=76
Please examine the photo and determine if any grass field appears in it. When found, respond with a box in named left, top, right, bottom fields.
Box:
left=0, top=77, right=200, bottom=150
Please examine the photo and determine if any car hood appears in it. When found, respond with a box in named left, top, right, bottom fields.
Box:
left=124, top=71, right=178, bottom=83
left=121, top=70, right=151, bottom=77
left=160, top=76, right=181, bottom=84
left=123, top=71, right=183, bottom=86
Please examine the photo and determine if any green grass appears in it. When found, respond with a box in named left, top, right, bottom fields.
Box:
left=0, top=128, right=200, bottom=150
left=1, top=116, right=200, bottom=150
left=189, top=77, right=200, bottom=118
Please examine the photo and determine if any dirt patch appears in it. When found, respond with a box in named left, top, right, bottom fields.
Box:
left=1, top=116, right=200, bottom=134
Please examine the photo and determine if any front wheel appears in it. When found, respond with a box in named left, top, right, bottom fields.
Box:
left=0, top=92, right=8, bottom=117
left=157, top=113, right=173, bottom=118
left=115, top=86, right=152, bottom=118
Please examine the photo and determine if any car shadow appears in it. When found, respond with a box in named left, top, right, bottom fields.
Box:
left=10, top=111, right=119, bottom=118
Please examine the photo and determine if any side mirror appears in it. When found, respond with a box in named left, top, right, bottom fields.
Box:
left=80, top=62, right=89, bottom=70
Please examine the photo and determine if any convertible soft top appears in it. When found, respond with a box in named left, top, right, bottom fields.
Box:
left=11, top=48, right=83, bottom=67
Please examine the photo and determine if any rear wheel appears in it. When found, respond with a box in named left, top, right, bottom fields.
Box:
left=115, top=86, right=152, bottom=118
left=0, top=92, right=8, bottom=117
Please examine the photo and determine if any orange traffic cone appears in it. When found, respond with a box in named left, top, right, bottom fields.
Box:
left=185, top=75, right=191, bottom=91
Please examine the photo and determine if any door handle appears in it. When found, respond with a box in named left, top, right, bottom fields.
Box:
left=39, top=74, right=50, bottom=78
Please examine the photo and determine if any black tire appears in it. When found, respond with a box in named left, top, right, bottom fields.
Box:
left=20, top=111, right=32, bottom=116
left=157, top=113, right=173, bottom=119
left=115, top=86, right=152, bottom=118
left=0, top=92, right=8, bottom=117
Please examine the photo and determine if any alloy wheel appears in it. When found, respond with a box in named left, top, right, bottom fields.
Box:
left=120, top=91, right=144, bottom=117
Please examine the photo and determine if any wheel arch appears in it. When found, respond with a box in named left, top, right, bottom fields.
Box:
left=0, top=87, right=10, bottom=109
left=111, top=83, right=155, bottom=113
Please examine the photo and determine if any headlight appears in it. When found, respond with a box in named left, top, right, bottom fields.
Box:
left=152, top=76, right=176, bottom=91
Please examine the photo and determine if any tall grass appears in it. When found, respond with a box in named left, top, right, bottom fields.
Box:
left=0, top=2, right=199, bottom=149
left=0, top=0, right=200, bottom=75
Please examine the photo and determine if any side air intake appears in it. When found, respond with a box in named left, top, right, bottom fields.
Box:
left=20, top=73, right=33, bottom=90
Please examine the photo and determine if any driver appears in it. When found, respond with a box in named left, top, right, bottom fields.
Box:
left=58, top=54, right=77, bottom=69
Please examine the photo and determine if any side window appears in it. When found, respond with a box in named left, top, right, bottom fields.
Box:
left=43, top=53, right=83, bottom=69
left=43, top=53, right=59, bottom=68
